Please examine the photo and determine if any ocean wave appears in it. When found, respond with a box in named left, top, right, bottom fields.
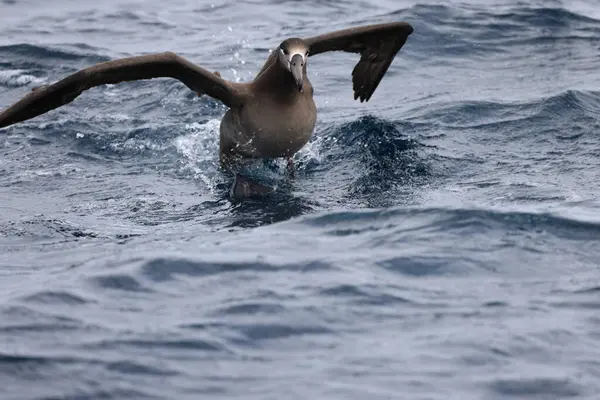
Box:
left=0, top=69, right=45, bottom=87
left=90, top=273, right=154, bottom=293
left=0, top=218, right=99, bottom=239
left=398, top=3, right=600, bottom=59
left=293, top=206, right=600, bottom=240
left=492, top=6, right=600, bottom=25
left=0, top=351, right=163, bottom=399
left=306, top=115, right=431, bottom=207
left=0, top=305, right=87, bottom=334
left=139, top=256, right=333, bottom=282
left=403, top=4, right=600, bottom=31
left=232, top=322, right=333, bottom=342
left=319, top=283, right=415, bottom=306
left=84, top=337, right=226, bottom=352
left=0, top=43, right=109, bottom=64
left=408, top=89, right=600, bottom=130
left=20, top=290, right=91, bottom=305
left=488, top=377, right=582, bottom=398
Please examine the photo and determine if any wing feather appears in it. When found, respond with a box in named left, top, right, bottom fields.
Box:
left=0, top=52, right=243, bottom=128
left=303, top=22, right=413, bottom=102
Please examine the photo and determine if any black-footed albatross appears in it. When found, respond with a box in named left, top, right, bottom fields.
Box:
left=0, top=21, right=414, bottom=198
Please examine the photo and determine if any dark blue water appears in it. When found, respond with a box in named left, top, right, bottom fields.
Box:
left=2, top=0, right=600, bottom=398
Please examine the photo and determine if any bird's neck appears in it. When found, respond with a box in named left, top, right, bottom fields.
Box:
left=252, top=60, right=303, bottom=98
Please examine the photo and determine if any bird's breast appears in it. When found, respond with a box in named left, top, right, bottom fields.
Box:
left=236, top=90, right=317, bottom=158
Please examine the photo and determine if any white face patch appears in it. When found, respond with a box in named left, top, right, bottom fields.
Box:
left=288, top=45, right=307, bottom=62
left=280, top=48, right=307, bottom=61
left=290, top=52, right=306, bottom=63
left=279, top=46, right=308, bottom=71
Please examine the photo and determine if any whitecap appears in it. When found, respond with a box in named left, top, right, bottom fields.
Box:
left=0, top=69, right=45, bottom=87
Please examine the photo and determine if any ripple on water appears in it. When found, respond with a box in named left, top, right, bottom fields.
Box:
left=214, top=302, right=286, bottom=316
left=19, top=290, right=92, bottom=305
left=139, top=257, right=332, bottom=282
left=105, top=359, right=180, bottom=376
left=378, top=256, right=465, bottom=277
left=0, top=353, right=84, bottom=378
left=319, top=284, right=415, bottom=306
left=487, top=377, right=583, bottom=398
left=89, top=273, right=154, bottom=293
left=86, top=337, right=226, bottom=353
left=232, top=322, right=333, bottom=343
left=0, top=305, right=86, bottom=334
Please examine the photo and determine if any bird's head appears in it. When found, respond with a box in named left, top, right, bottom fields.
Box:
left=277, top=38, right=309, bottom=92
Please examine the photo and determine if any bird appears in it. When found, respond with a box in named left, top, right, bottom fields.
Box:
left=0, top=21, right=414, bottom=198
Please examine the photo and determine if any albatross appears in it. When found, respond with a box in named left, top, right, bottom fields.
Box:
left=0, top=21, right=414, bottom=198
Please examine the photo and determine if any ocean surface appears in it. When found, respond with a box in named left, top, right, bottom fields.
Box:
left=1, top=0, right=600, bottom=398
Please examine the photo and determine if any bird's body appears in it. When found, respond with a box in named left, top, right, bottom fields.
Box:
left=219, top=60, right=317, bottom=166
left=0, top=21, right=413, bottom=197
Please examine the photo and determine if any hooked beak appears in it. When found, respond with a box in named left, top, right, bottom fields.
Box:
left=290, top=54, right=304, bottom=92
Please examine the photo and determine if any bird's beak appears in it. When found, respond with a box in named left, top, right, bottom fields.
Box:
left=290, top=54, right=304, bottom=92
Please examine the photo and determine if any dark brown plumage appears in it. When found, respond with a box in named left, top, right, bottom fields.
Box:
left=305, top=22, right=413, bottom=102
left=0, top=21, right=413, bottom=193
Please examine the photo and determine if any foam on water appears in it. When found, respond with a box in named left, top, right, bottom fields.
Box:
left=0, top=69, right=45, bottom=87
left=174, top=119, right=222, bottom=189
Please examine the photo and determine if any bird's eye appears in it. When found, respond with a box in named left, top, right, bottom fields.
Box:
left=283, top=48, right=289, bottom=55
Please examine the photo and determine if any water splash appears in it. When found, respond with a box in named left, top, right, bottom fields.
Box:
left=173, top=119, right=222, bottom=190
left=0, top=69, right=45, bottom=87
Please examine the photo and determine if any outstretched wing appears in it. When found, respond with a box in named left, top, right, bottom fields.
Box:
left=0, top=52, right=244, bottom=128
left=303, top=22, right=413, bottom=102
